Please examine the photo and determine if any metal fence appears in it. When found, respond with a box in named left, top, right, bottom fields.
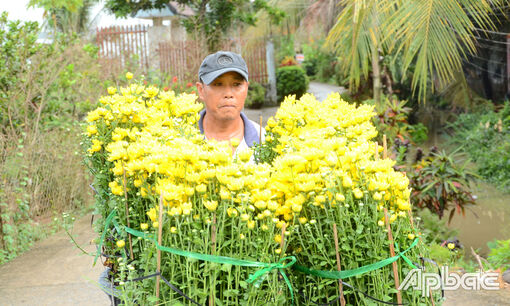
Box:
left=96, top=25, right=149, bottom=77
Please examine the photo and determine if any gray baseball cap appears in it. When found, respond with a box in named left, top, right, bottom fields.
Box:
left=198, top=51, right=249, bottom=85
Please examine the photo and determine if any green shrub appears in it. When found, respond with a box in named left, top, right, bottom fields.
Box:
left=428, top=244, right=455, bottom=266
left=0, top=13, right=99, bottom=263
left=408, top=122, right=428, bottom=144
left=245, top=82, right=265, bottom=109
left=301, top=56, right=317, bottom=76
left=487, top=239, right=510, bottom=271
left=447, top=102, right=510, bottom=192
left=276, top=65, right=309, bottom=102
left=301, top=42, right=346, bottom=85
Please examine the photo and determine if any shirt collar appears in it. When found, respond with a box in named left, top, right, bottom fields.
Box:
left=198, top=109, right=260, bottom=147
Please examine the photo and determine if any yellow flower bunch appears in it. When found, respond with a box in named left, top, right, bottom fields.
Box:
left=86, top=84, right=412, bottom=235
left=262, top=93, right=411, bottom=226
left=84, top=78, right=428, bottom=304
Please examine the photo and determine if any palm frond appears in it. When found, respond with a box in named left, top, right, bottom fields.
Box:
left=384, top=0, right=501, bottom=101
left=326, top=0, right=505, bottom=103
left=325, top=0, right=396, bottom=90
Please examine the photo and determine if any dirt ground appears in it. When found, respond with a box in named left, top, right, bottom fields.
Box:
left=1, top=82, right=509, bottom=305
left=443, top=287, right=510, bottom=306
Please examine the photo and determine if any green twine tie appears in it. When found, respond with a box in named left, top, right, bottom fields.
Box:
left=246, top=256, right=297, bottom=302
left=95, top=209, right=420, bottom=304
left=293, top=238, right=419, bottom=279
left=124, top=226, right=297, bottom=304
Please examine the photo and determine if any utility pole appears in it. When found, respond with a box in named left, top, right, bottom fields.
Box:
left=266, top=39, right=277, bottom=105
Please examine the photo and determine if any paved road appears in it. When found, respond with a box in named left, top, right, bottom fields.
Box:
left=0, top=215, right=110, bottom=305
left=307, top=81, right=346, bottom=102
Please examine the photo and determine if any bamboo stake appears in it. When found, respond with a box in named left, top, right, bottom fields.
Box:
left=470, top=247, right=485, bottom=272
left=496, top=268, right=505, bottom=289
left=122, top=165, right=134, bottom=260
left=156, top=193, right=164, bottom=301
left=210, top=214, right=217, bottom=306
left=277, top=223, right=287, bottom=291
left=280, top=223, right=286, bottom=251
left=0, top=201, right=4, bottom=249
left=383, top=208, right=402, bottom=305
left=383, top=134, right=387, bottom=159
left=332, top=224, right=346, bottom=306
left=407, top=210, right=415, bottom=228
left=212, top=214, right=217, bottom=254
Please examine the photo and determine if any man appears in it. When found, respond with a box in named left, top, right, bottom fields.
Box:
left=196, top=51, right=264, bottom=155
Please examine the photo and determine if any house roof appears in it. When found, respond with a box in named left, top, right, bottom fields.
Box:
left=134, top=5, right=175, bottom=19
left=168, top=1, right=194, bottom=17
left=134, top=2, right=194, bottom=19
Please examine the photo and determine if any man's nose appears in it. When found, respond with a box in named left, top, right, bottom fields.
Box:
left=223, top=85, right=234, bottom=98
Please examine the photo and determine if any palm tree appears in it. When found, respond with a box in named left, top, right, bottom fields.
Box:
left=29, top=0, right=98, bottom=35
left=326, top=0, right=505, bottom=105
left=48, top=0, right=98, bottom=34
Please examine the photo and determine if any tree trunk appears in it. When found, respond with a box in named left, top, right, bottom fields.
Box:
left=370, top=5, right=382, bottom=108
left=371, top=45, right=382, bottom=107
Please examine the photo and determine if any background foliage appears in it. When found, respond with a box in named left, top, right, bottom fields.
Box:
left=447, top=102, right=510, bottom=193
left=325, top=0, right=504, bottom=104
left=276, top=66, right=309, bottom=102
left=0, top=12, right=103, bottom=263
left=104, top=0, right=284, bottom=51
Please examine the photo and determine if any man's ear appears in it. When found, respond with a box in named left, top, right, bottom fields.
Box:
left=196, top=82, right=204, bottom=100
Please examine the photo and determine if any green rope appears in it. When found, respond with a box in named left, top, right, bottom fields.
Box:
left=125, top=226, right=297, bottom=304
left=95, top=209, right=420, bottom=304
left=293, top=238, right=419, bottom=279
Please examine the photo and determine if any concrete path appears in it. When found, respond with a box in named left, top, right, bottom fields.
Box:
left=0, top=215, right=109, bottom=306
left=307, top=81, right=346, bottom=102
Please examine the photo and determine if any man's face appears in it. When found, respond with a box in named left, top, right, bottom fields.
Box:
left=197, top=71, right=248, bottom=122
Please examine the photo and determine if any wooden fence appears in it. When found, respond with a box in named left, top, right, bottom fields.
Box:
left=158, top=39, right=268, bottom=84
left=96, top=25, right=149, bottom=77
left=96, top=25, right=268, bottom=84
left=158, top=40, right=205, bottom=84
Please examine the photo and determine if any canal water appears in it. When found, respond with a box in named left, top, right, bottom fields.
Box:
left=425, top=129, right=510, bottom=256
left=448, top=180, right=510, bottom=256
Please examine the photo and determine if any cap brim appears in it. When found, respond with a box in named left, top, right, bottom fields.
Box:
left=201, top=68, right=248, bottom=85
